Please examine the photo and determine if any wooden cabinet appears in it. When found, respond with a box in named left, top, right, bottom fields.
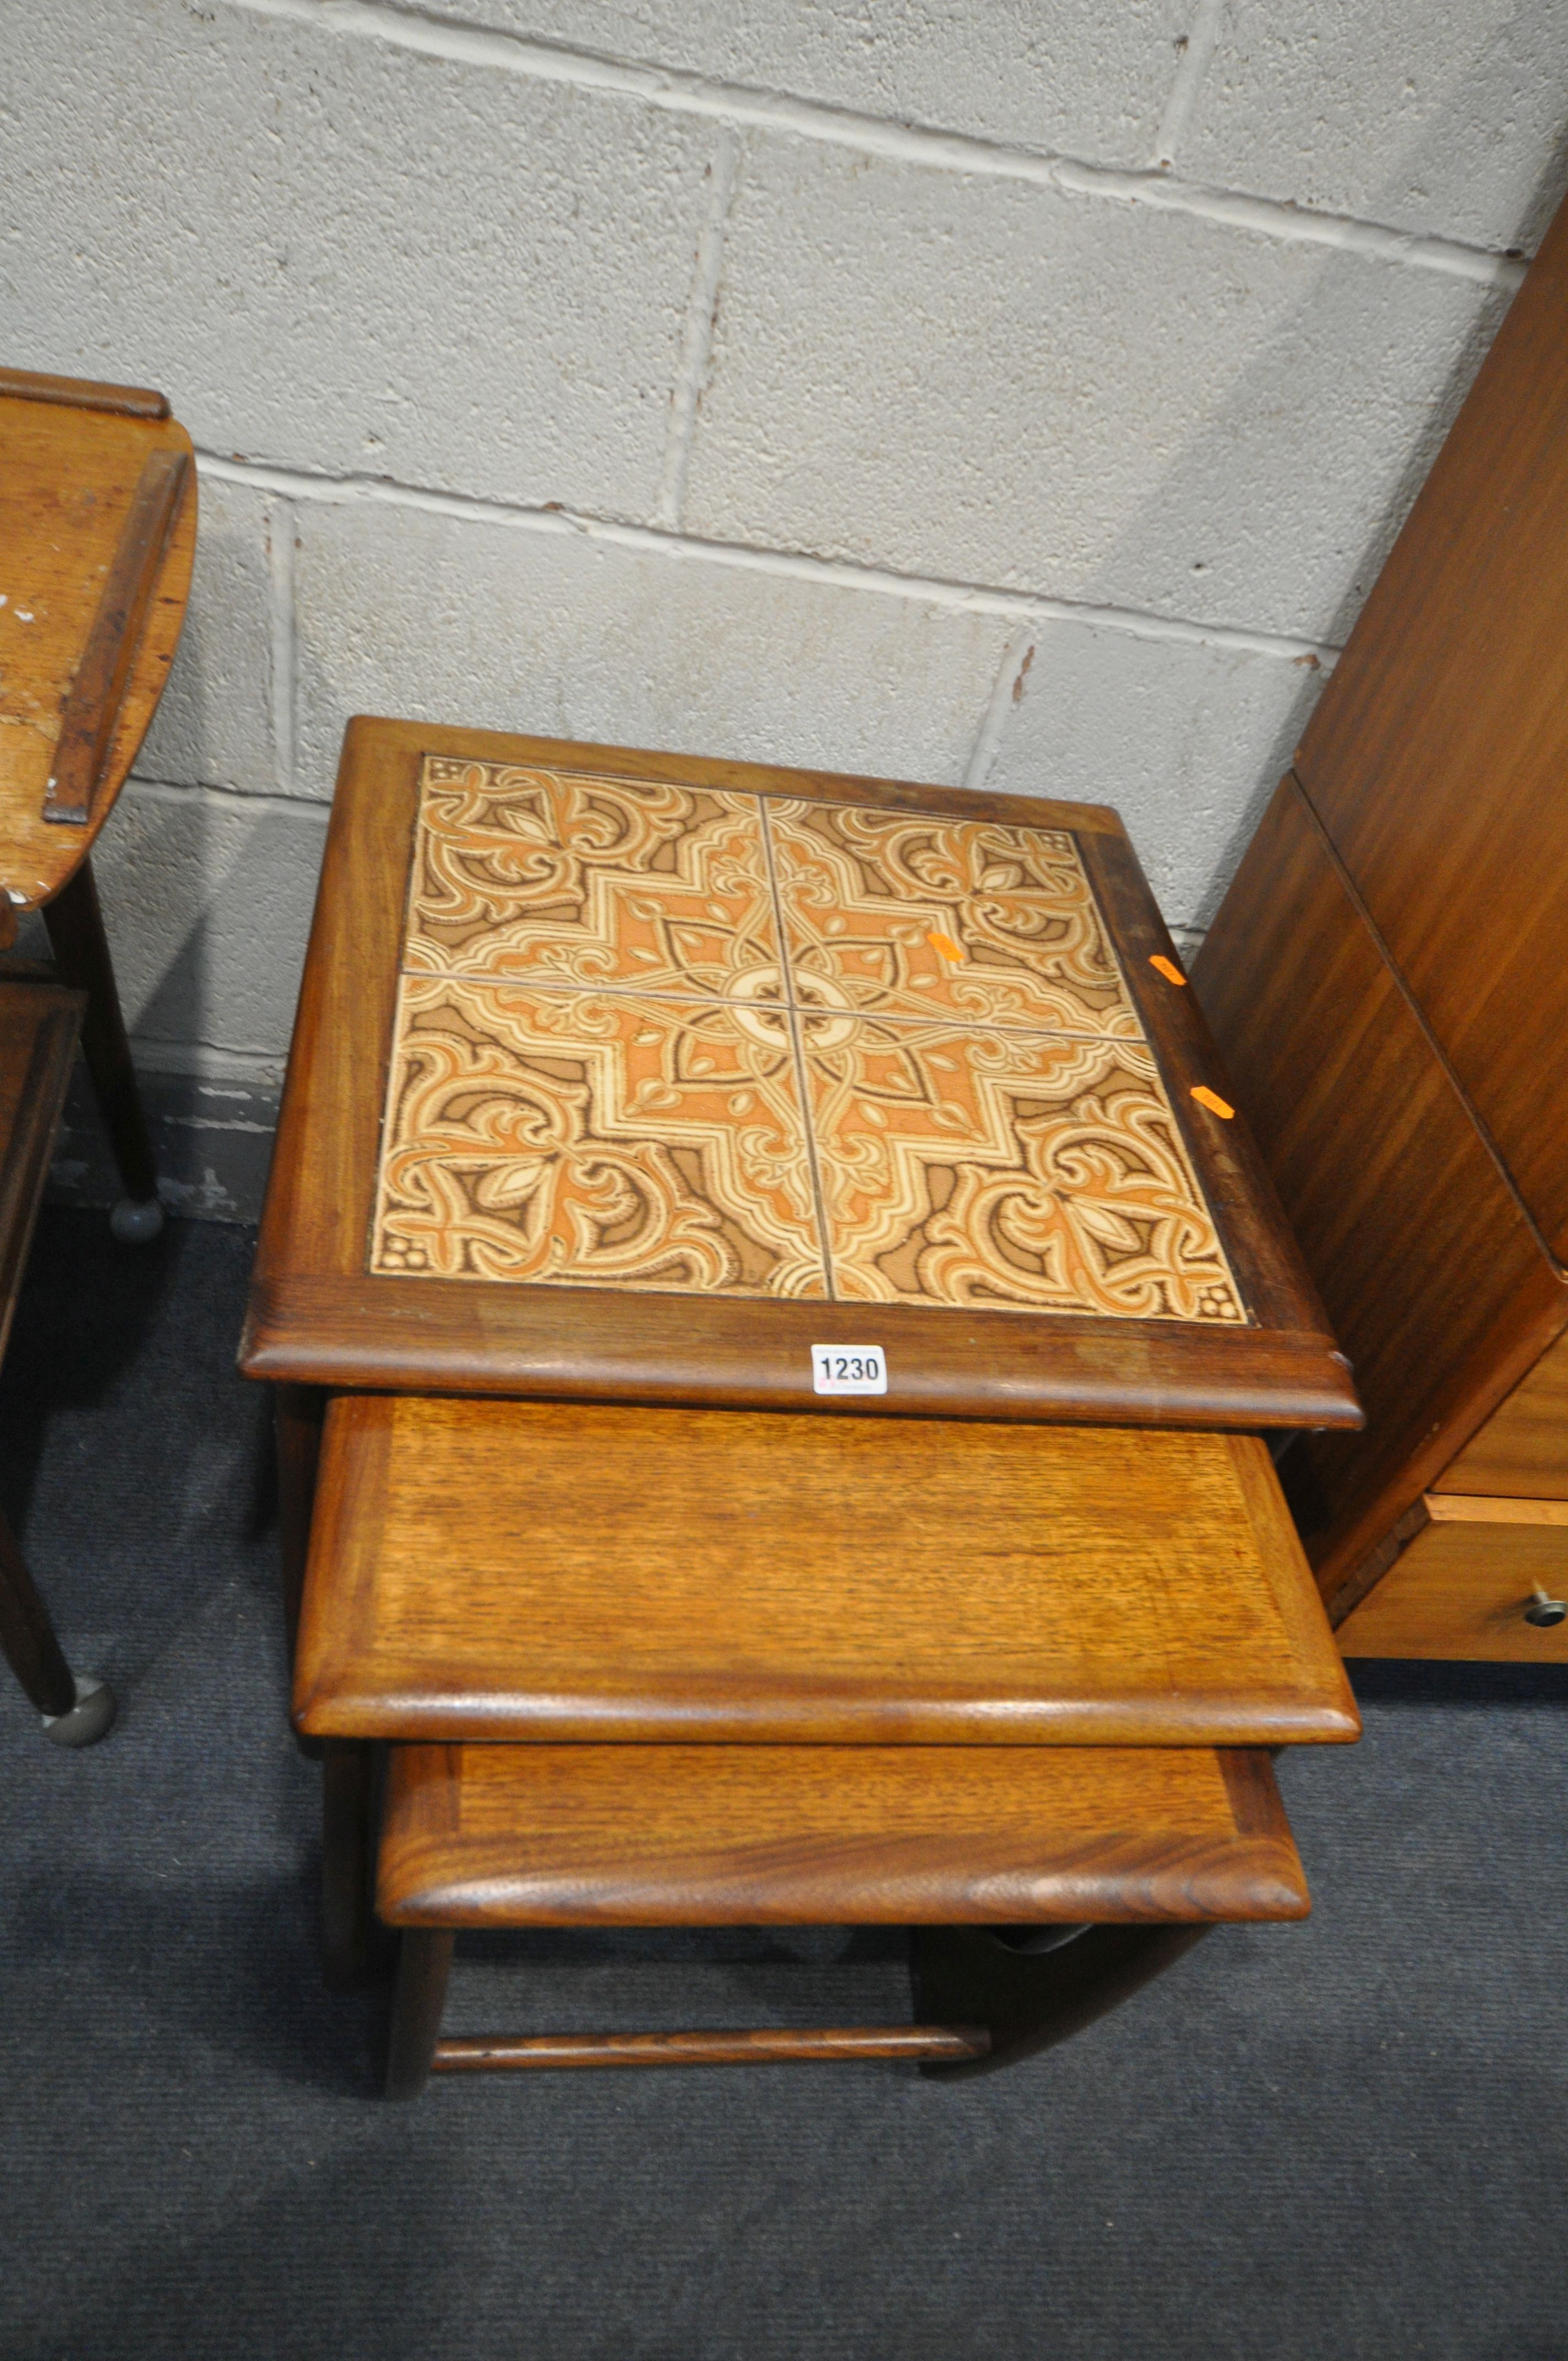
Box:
left=1336, top=1498, right=1568, bottom=1661
left=1192, top=196, right=1568, bottom=1658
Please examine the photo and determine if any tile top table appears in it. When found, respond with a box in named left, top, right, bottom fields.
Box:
left=241, top=720, right=1361, bottom=1429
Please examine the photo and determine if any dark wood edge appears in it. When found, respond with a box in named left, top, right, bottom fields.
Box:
left=389, top=1738, right=464, bottom=1843
left=0, top=984, right=85, bottom=1365
left=293, top=1394, right=394, bottom=1730
left=1216, top=1747, right=1296, bottom=1840
left=1082, top=825, right=1355, bottom=1363
left=274, top=1383, right=326, bottom=1666
left=384, top=1927, right=453, bottom=2095
left=1224, top=1438, right=1362, bottom=1733
left=337, top=713, right=1126, bottom=835
left=1324, top=1499, right=1430, bottom=1629
left=243, top=1273, right=1363, bottom=1428
left=251, top=725, right=421, bottom=1294
left=44, top=448, right=192, bottom=827
left=384, top=1842, right=1314, bottom=1924
left=0, top=366, right=170, bottom=420
left=378, top=1746, right=1314, bottom=1926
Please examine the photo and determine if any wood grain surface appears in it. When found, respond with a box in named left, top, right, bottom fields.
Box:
left=247, top=1269, right=1359, bottom=1429
left=1292, top=198, right=1568, bottom=1263
left=241, top=719, right=1359, bottom=1430
left=1434, top=1330, right=1568, bottom=1500
left=295, top=1391, right=1357, bottom=1746
left=1336, top=1505, right=1568, bottom=1660
left=42, top=448, right=190, bottom=826
left=0, top=384, right=196, bottom=906
left=377, top=1740, right=1311, bottom=1924
left=1192, top=776, right=1568, bottom=1600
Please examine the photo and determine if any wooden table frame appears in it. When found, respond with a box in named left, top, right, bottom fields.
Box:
left=367, top=1740, right=1298, bottom=2095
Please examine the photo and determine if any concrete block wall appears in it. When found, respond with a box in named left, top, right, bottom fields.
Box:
left=4, top=0, right=1564, bottom=1216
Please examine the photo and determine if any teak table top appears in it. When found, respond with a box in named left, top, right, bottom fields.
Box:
left=243, top=721, right=1359, bottom=1429
left=0, top=369, right=197, bottom=910
left=377, top=1742, right=1310, bottom=1927
left=294, top=1394, right=1360, bottom=1747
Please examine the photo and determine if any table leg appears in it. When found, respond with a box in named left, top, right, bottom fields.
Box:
left=274, top=1384, right=325, bottom=1667
left=0, top=1502, right=75, bottom=1716
left=910, top=1922, right=1210, bottom=2080
left=320, top=1739, right=377, bottom=1990
left=384, top=1930, right=455, bottom=2101
left=0, top=1505, right=115, bottom=1745
left=42, top=857, right=162, bottom=1239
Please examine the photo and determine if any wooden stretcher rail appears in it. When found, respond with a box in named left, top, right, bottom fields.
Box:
left=431, top=2026, right=992, bottom=2071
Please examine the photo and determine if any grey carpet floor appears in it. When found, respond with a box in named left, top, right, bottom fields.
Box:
left=1, top=1207, right=1565, bottom=2361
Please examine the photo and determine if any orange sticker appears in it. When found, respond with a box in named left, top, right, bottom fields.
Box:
left=927, top=931, right=963, bottom=962
left=1149, top=954, right=1186, bottom=986
left=1190, top=1085, right=1234, bottom=1119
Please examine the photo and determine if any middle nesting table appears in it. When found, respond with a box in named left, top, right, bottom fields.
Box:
left=296, top=1395, right=1355, bottom=1748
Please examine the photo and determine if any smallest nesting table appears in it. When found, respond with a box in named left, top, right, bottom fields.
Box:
left=242, top=721, right=1361, bottom=2092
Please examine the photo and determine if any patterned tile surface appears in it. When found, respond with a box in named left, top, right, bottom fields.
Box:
left=799, top=1018, right=1242, bottom=1319
left=372, top=977, right=825, bottom=1296
left=769, top=799, right=1141, bottom=1036
left=404, top=758, right=782, bottom=999
left=372, top=758, right=1243, bottom=1319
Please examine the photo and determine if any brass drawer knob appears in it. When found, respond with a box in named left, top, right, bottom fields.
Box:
left=1524, top=1591, right=1567, bottom=1629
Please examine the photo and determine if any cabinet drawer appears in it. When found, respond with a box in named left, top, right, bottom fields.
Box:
left=1337, top=1496, right=1568, bottom=1659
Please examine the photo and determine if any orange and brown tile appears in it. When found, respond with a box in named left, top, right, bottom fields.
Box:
left=403, top=757, right=783, bottom=1002
left=371, top=975, right=827, bottom=1297
left=798, top=1014, right=1243, bottom=1321
left=375, top=764, right=1242, bottom=1323
left=766, top=800, right=1142, bottom=1037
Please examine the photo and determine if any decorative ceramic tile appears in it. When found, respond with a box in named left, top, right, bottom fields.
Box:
left=371, top=976, right=827, bottom=1297
left=798, top=1015, right=1244, bottom=1321
left=377, top=763, right=1242, bottom=1321
left=766, top=801, right=1141, bottom=1037
left=404, top=758, right=783, bottom=1001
